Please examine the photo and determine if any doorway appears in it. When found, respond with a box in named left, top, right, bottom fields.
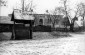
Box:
left=39, top=19, right=43, bottom=25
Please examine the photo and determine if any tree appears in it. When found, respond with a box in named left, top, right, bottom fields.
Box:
left=24, top=0, right=36, bottom=13
left=76, top=3, right=85, bottom=27
left=78, top=3, right=85, bottom=17
left=0, top=0, right=7, bottom=6
left=45, top=10, right=57, bottom=30
left=53, top=7, right=65, bottom=15
left=75, top=3, right=85, bottom=17
left=46, top=4, right=70, bottom=31
left=60, top=0, right=77, bottom=32
left=53, top=6, right=70, bottom=28
left=46, top=9, right=63, bottom=31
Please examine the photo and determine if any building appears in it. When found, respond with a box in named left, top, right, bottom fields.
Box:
left=0, top=16, right=13, bottom=24
left=33, top=14, right=63, bottom=26
left=8, top=13, right=63, bottom=27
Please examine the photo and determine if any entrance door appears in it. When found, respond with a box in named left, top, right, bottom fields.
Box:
left=39, top=19, right=43, bottom=25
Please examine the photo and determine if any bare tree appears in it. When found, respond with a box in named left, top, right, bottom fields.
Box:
left=0, top=0, right=7, bottom=6
left=46, top=5, right=69, bottom=31
left=51, top=11, right=57, bottom=29
left=53, top=7, right=65, bottom=15
left=46, top=9, right=62, bottom=31
left=60, top=0, right=68, bottom=16
left=45, top=10, right=57, bottom=29
left=77, top=3, right=85, bottom=19
left=75, top=3, right=85, bottom=28
left=24, top=0, right=36, bottom=13
left=60, top=0, right=70, bottom=31
left=75, top=3, right=85, bottom=17
left=60, top=0, right=78, bottom=32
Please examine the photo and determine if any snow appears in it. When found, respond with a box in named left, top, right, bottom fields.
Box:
left=0, top=32, right=85, bottom=55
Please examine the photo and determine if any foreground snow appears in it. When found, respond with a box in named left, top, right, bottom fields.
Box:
left=0, top=32, right=85, bottom=55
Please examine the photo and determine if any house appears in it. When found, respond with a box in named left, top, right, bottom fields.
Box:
left=0, top=16, right=13, bottom=32
left=33, top=14, right=63, bottom=26
left=8, top=13, right=63, bottom=26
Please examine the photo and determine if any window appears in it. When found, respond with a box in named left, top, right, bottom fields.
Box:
left=39, top=19, right=43, bottom=25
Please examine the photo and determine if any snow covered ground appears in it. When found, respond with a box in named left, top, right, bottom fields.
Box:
left=0, top=32, right=85, bottom=55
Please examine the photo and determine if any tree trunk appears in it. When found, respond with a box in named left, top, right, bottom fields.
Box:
left=83, top=16, right=84, bottom=27
left=52, top=21, right=56, bottom=31
left=70, top=23, right=74, bottom=32
left=82, top=16, right=85, bottom=31
left=52, top=23, right=55, bottom=31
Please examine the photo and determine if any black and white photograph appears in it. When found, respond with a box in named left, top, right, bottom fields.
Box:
left=0, top=0, right=85, bottom=55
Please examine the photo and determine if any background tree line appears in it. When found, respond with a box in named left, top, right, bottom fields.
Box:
left=46, top=0, right=85, bottom=32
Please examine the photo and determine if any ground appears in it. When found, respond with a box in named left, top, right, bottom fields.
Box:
left=0, top=32, right=85, bottom=55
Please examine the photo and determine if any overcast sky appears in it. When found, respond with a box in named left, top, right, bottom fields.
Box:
left=0, top=0, right=85, bottom=16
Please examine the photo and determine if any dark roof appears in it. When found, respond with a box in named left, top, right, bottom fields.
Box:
left=0, top=16, right=13, bottom=24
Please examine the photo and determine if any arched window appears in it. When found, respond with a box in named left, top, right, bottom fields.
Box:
left=39, top=19, right=43, bottom=25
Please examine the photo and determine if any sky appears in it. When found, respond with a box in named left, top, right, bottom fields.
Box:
left=0, top=0, right=85, bottom=17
